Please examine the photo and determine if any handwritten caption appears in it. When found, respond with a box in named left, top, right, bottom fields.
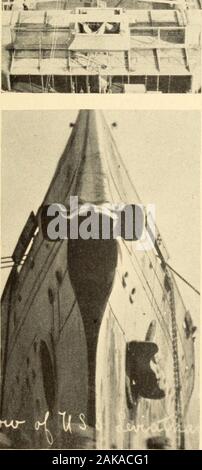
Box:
left=0, top=412, right=199, bottom=446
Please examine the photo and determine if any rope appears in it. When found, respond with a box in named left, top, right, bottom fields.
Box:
left=1, top=255, right=26, bottom=269
left=107, top=118, right=199, bottom=299
left=45, top=1, right=60, bottom=92
left=164, top=261, right=200, bottom=296
left=124, top=239, right=191, bottom=402
left=1, top=264, right=24, bottom=269
left=150, top=256, right=157, bottom=315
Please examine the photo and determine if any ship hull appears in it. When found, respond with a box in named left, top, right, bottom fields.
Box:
left=1, top=110, right=195, bottom=449
left=1, top=233, right=195, bottom=449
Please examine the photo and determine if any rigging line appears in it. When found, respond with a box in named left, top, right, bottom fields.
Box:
left=123, top=239, right=189, bottom=369
left=108, top=145, right=129, bottom=202
left=164, top=261, right=200, bottom=296
left=112, top=269, right=185, bottom=410
left=106, top=117, right=178, bottom=262
left=130, top=243, right=190, bottom=366
left=102, top=124, right=130, bottom=203
left=117, top=254, right=172, bottom=351
left=103, top=114, right=141, bottom=203
left=150, top=255, right=157, bottom=315
left=1, top=260, right=14, bottom=265
left=1, top=264, right=24, bottom=269
left=104, top=147, right=128, bottom=203
left=58, top=300, right=76, bottom=338
left=108, top=301, right=127, bottom=341
left=127, top=248, right=189, bottom=402
left=45, top=0, right=60, bottom=91
left=168, top=273, right=184, bottom=449
left=1, top=259, right=25, bottom=265
left=1, top=256, right=26, bottom=261
left=142, top=232, right=198, bottom=364
left=117, top=261, right=167, bottom=336
left=115, top=250, right=173, bottom=351
left=116, top=263, right=187, bottom=405
left=61, top=112, right=91, bottom=204
left=122, top=241, right=173, bottom=344
left=14, top=236, right=43, bottom=291
left=130, top=240, right=190, bottom=363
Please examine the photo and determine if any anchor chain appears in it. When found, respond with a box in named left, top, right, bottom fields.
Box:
left=166, top=269, right=184, bottom=449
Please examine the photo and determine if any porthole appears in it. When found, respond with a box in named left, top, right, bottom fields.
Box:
left=56, top=270, right=62, bottom=285
left=122, top=272, right=128, bottom=287
left=48, top=288, right=54, bottom=305
left=30, top=259, right=35, bottom=269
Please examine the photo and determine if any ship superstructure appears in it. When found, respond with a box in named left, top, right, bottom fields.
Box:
left=2, top=1, right=202, bottom=92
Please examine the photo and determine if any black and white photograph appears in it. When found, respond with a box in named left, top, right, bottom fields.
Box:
left=0, top=110, right=200, bottom=451
left=1, top=1, right=202, bottom=93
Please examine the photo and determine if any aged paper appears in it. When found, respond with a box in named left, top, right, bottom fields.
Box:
left=1, top=0, right=202, bottom=454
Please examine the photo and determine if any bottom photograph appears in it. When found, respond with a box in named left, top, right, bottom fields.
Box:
left=0, top=109, right=200, bottom=450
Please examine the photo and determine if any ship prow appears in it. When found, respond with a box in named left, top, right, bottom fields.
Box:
left=1, top=110, right=196, bottom=449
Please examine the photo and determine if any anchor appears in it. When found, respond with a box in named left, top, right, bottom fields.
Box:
left=126, top=340, right=165, bottom=408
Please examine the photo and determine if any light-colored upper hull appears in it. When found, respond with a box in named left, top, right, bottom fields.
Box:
left=1, top=111, right=195, bottom=449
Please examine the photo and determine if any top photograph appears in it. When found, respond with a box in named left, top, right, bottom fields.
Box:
left=2, top=0, right=202, bottom=93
